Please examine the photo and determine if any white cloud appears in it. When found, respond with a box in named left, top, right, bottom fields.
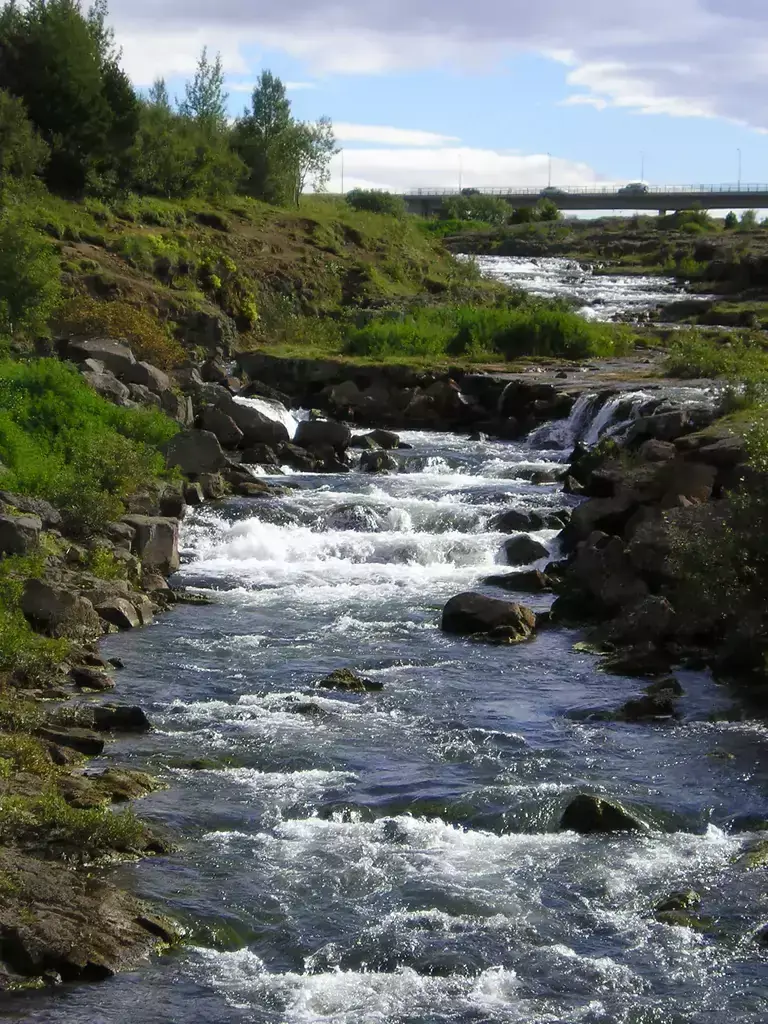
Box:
left=109, top=1, right=768, bottom=130
left=286, top=81, right=318, bottom=91
left=334, top=123, right=461, bottom=146
left=329, top=146, right=604, bottom=193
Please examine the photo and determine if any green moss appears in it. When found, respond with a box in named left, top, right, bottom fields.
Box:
left=733, top=839, right=768, bottom=870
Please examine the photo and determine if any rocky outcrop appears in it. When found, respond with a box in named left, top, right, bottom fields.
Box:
left=0, top=514, right=42, bottom=555
left=295, top=419, right=352, bottom=452
left=317, top=669, right=383, bottom=693
left=67, top=338, right=136, bottom=377
left=162, top=429, right=226, bottom=476
left=359, top=450, right=398, bottom=473
left=441, top=592, right=536, bottom=643
left=21, top=580, right=102, bottom=641
left=121, top=516, right=180, bottom=574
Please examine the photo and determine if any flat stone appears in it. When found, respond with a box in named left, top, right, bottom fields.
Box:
left=68, top=337, right=135, bottom=376
left=36, top=726, right=105, bottom=756
left=122, top=361, right=171, bottom=394
left=95, top=598, right=141, bottom=630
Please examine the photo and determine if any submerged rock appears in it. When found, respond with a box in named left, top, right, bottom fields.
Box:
left=503, top=535, right=549, bottom=566
left=560, top=794, right=648, bottom=834
left=655, top=890, right=701, bottom=914
left=483, top=569, right=552, bottom=593
left=490, top=509, right=545, bottom=533
left=441, top=592, right=536, bottom=643
left=317, top=669, right=383, bottom=693
left=359, top=450, right=398, bottom=473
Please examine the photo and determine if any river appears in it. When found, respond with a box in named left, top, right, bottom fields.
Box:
left=5, top=261, right=768, bottom=1024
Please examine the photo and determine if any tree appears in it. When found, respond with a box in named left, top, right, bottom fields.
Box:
left=0, top=0, right=139, bottom=193
left=233, top=71, right=292, bottom=203
left=346, top=190, right=406, bottom=217
left=0, top=90, right=48, bottom=181
left=724, top=211, right=738, bottom=230
left=178, top=47, right=228, bottom=132
left=0, top=204, right=61, bottom=341
left=292, top=116, right=337, bottom=202
left=740, top=209, right=758, bottom=231
left=147, top=77, right=172, bottom=113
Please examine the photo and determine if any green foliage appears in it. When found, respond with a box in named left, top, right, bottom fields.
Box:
left=0, top=554, right=70, bottom=677
left=663, top=329, right=768, bottom=382
left=0, top=89, right=48, bottom=181
left=440, top=194, right=511, bottom=225
left=344, top=299, right=631, bottom=363
left=0, top=205, right=61, bottom=342
left=0, top=0, right=139, bottom=194
left=0, top=788, right=150, bottom=852
left=0, top=358, right=177, bottom=532
left=0, top=733, right=58, bottom=777
left=86, top=544, right=127, bottom=580
left=177, top=48, right=228, bottom=132
left=346, top=190, right=406, bottom=217
left=658, top=205, right=714, bottom=233
left=740, top=209, right=759, bottom=231
left=724, top=211, right=738, bottom=230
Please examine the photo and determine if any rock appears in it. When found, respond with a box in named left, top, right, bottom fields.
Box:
left=627, top=410, right=695, bottom=445
left=0, top=514, right=42, bottom=555
left=569, top=532, right=649, bottom=611
left=162, top=429, right=226, bottom=475
left=601, top=644, right=673, bottom=678
left=87, top=767, right=158, bottom=802
left=686, top=435, right=746, bottom=469
left=490, top=509, right=545, bottom=533
left=276, top=443, right=318, bottom=471
left=67, top=337, right=135, bottom=376
left=121, top=515, right=180, bottom=573
left=654, top=910, right=715, bottom=931
left=131, top=594, right=155, bottom=626
left=197, top=473, right=226, bottom=499
left=483, top=569, right=552, bottom=593
left=200, top=406, right=244, bottom=448
left=127, top=383, right=161, bottom=409
left=89, top=705, right=151, bottom=733
left=35, top=726, right=105, bottom=756
left=123, top=361, right=170, bottom=394
left=241, top=444, right=279, bottom=466
left=81, top=370, right=131, bottom=405
left=295, top=419, right=352, bottom=452
left=733, top=839, right=768, bottom=870
left=317, top=669, right=383, bottom=693
left=21, top=581, right=101, bottom=641
left=655, top=890, right=701, bottom=914
left=356, top=429, right=401, bottom=450
left=639, top=439, right=677, bottom=463
left=441, top=592, right=536, bottom=642
left=182, top=481, right=205, bottom=505
left=600, top=596, right=677, bottom=647
left=158, top=490, right=186, bottom=520
left=228, top=401, right=289, bottom=447
left=560, top=794, right=648, bottom=834
left=103, top=522, right=135, bottom=551
left=359, top=450, right=398, bottom=473
left=95, top=598, right=141, bottom=630
left=161, top=389, right=194, bottom=426
left=69, top=666, right=114, bottom=692
left=503, top=535, right=549, bottom=566
left=565, top=495, right=638, bottom=547
left=0, top=492, right=61, bottom=528
left=616, top=693, right=679, bottom=722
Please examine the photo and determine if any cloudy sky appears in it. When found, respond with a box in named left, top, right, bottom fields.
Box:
left=109, top=0, right=768, bottom=192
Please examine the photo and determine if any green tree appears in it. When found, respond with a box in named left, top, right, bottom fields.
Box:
left=147, top=77, right=172, bottom=113
left=0, top=90, right=48, bottom=181
left=346, top=189, right=406, bottom=216
left=178, top=48, right=228, bottom=132
left=724, top=211, right=738, bottom=230
left=740, top=209, right=758, bottom=231
left=535, top=198, right=561, bottom=222
left=0, top=205, right=61, bottom=342
left=291, top=116, right=337, bottom=203
left=233, top=71, right=295, bottom=204
left=0, top=0, right=139, bottom=193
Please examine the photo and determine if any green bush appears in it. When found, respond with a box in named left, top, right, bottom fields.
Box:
left=0, top=553, right=70, bottom=678
left=343, top=300, right=631, bottom=363
left=0, top=205, right=61, bottom=342
left=346, top=190, right=406, bottom=217
left=0, top=358, right=178, bottom=532
left=0, top=789, right=149, bottom=852
left=663, top=329, right=768, bottom=382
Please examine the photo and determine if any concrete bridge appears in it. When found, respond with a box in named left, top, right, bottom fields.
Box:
left=402, top=184, right=768, bottom=216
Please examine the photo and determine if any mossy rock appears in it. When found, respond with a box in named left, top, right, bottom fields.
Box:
left=733, top=839, right=768, bottom=870
left=317, top=669, right=383, bottom=693
left=655, top=889, right=701, bottom=914
left=655, top=910, right=716, bottom=932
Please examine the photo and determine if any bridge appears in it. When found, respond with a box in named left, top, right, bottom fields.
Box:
left=402, top=184, right=768, bottom=216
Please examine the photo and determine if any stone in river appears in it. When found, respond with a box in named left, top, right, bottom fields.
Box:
left=503, top=535, right=549, bottom=566
left=560, top=794, right=648, bottom=834
left=441, top=592, right=536, bottom=643
left=318, top=668, right=383, bottom=693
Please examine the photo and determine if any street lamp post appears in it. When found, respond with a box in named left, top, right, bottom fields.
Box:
left=641, top=152, right=645, bottom=182
left=547, top=152, right=552, bottom=188
left=737, top=148, right=742, bottom=189
left=341, top=149, right=345, bottom=195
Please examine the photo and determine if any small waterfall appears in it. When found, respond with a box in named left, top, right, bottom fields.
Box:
left=234, top=395, right=302, bottom=439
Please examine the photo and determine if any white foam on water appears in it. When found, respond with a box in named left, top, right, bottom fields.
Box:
left=234, top=394, right=301, bottom=439
left=174, top=766, right=356, bottom=810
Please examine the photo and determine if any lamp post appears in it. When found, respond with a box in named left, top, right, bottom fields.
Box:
left=640, top=152, right=645, bottom=182
left=737, top=148, right=742, bottom=189
left=547, top=152, right=552, bottom=187
left=340, top=148, right=345, bottom=195
left=459, top=153, right=463, bottom=191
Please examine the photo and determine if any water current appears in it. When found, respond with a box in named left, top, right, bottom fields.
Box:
left=5, top=262, right=768, bottom=1024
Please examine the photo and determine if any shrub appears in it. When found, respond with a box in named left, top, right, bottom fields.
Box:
left=0, top=205, right=61, bottom=342
left=0, top=358, right=178, bottom=533
left=0, top=554, right=70, bottom=678
left=56, top=295, right=184, bottom=369
left=346, top=190, right=406, bottom=217
left=663, top=329, right=768, bottom=383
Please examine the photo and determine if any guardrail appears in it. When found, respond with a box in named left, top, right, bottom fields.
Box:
left=405, top=184, right=768, bottom=197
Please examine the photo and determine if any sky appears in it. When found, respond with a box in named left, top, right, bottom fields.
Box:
left=107, top=0, right=768, bottom=194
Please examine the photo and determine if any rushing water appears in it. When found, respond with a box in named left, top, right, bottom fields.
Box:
left=469, top=255, right=688, bottom=322
left=8, top=413, right=768, bottom=1024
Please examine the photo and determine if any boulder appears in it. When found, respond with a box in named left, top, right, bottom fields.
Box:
left=490, top=509, right=545, bottom=533
left=0, top=492, right=61, bottom=528
left=616, top=693, right=679, bottom=722
left=0, top=514, right=41, bottom=555
left=158, top=489, right=186, bottom=519
left=685, top=435, right=746, bottom=469
left=277, top=443, right=318, bottom=471
left=441, top=592, right=536, bottom=642
left=228, top=402, right=289, bottom=447
left=161, top=389, right=194, bottom=426
left=21, top=581, right=101, bottom=640
left=317, top=669, right=383, bottom=693
left=197, top=473, right=226, bottom=499
left=81, top=370, right=131, bottom=405
left=295, top=419, right=352, bottom=452
left=96, top=597, right=141, bottom=630
left=121, top=515, right=180, bottom=573
left=483, top=569, right=552, bottom=593
left=638, top=439, right=677, bottom=463
left=162, top=429, right=226, bottom=475
left=200, top=406, right=244, bottom=448
left=565, top=495, right=637, bottom=547
left=183, top=482, right=205, bottom=505
left=359, top=450, right=398, bottom=473
left=503, top=535, right=549, bottom=566
left=570, top=532, right=649, bottom=610
left=36, top=726, right=105, bottom=756
left=127, top=383, right=161, bottom=409
left=67, top=338, right=135, bottom=376
left=89, top=705, right=151, bottom=733
left=241, top=444, right=279, bottom=466
left=122, top=361, right=170, bottom=394
left=69, top=666, right=114, bottom=691
left=356, top=428, right=401, bottom=450
left=560, top=794, right=648, bottom=834
left=599, top=596, right=677, bottom=647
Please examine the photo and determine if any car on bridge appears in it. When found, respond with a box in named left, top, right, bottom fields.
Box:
left=540, top=186, right=566, bottom=197
left=618, top=182, right=649, bottom=195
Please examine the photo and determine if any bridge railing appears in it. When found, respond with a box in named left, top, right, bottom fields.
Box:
left=405, top=184, right=768, bottom=197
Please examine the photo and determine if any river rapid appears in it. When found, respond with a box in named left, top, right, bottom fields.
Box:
left=6, top=262, right=768, bottom=1024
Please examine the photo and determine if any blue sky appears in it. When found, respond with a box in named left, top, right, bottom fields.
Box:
left=110, top=0, right=768, bottom=193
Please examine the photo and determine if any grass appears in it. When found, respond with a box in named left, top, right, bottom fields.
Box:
left=0, top=358, right=178, bottom=533
left=343, top=300, right=635, bottom=364
left=0, top=733, right=59, bottom=778
left=663, top=329, right=768, bottom=382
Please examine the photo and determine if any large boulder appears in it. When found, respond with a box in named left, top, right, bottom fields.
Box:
left=359, top=450, right=398, bottom=473
left=200, top=406, right=244, bottom=448
left=95, top=598, right=141, bottom=629
left=67, top=338, right=135, bottom=377
left=441, top=592, right=536, bottom=642
left=491, top=509, right=545, bottom=533
left=599, top=596, right=677, bottom=647
left=569, top=532, right=649, bottom=611
left=0, top=514, right=41, bottom=555
left=483, top=569, right=552, bottom=593
left=21, top=580, right=101, bottom=640
left=560, top=794, right=648, bottom=834
left=81, top=370, right=131, bottom=405
left=295, top=419, right=351, bottom=452
left=504, top=535, right=549, bottom=566
left=0, top=492, right=61, bottom=528
left=121, top=515, right=180, bottom=573
left=228, top=401, right=289, bottom=447
left=162, top=429, right=226, bottom=475
left=122, top=361, right=171, bottom=394
left=161, top=390, right=194, bottom=426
